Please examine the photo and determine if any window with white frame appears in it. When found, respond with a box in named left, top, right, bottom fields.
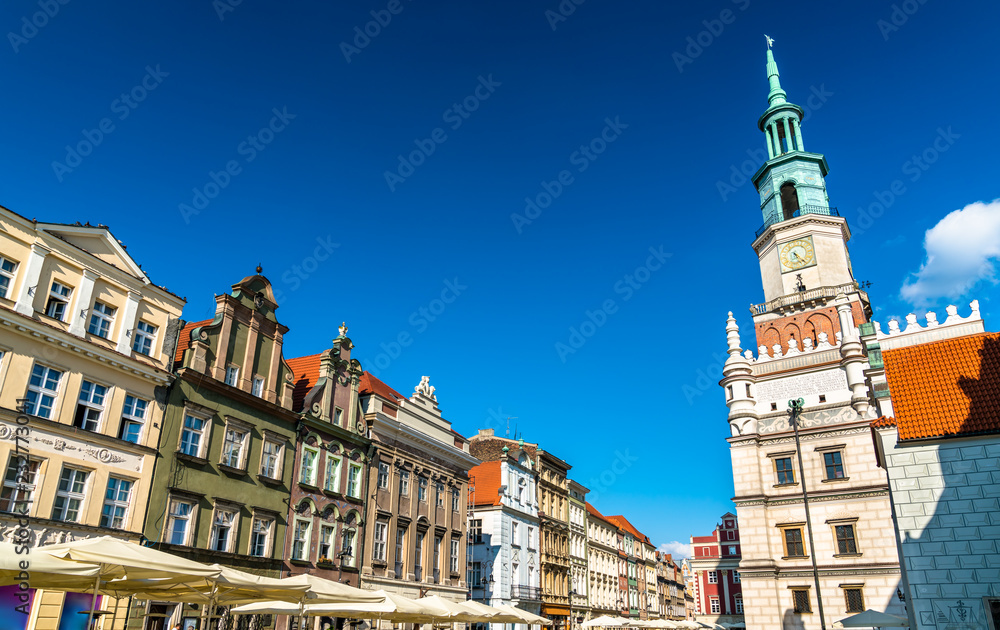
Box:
left=100, top=476, right=132, bottom=529
left=450, top=539, right=459, bottom=573
left=342, top=528, right=356, bottom=567
left=528, top=526, right=535, bottom=549
left=74, top=380, right=108, bottom=431
left=512, top=520, right=520, bottom=546
left=1, top=455, right=40, bottom=514
left=735, top=595, right=744, bottom=614
left=46, top=281, right=72, bottom=321
left=300, top=446, right=319, bottom=486
left=251, top=376, right=265, bottom=397
left=373, top=521, right=388, bottom=562
left=179, top=413, right=208, bottom=458
left=708, top=570, right=718, bottom=584
left=132, top=320, right=157, bottom=356
left=291, top=519, right=311, bottom=561
left=0, top=257, right=17, bottom=299
left=334, top=407, right=343, bottom=426
left=118, top=394, right=148, bottom=443
left=210, top=506, right=237, bottom=552
left=709, top=597, right=720, bottom=614
left=166, top=497, right=196, bottom=545
left=418, top=476, right=427, bottom=501
left=25, top=364, right=63, bottom=419
left=348, top=462, right=362, bottom=498
left=88, top=301, right=116, bottom=338
left=399, top=470, right=410, bottom=496
left=436, top=483, right=444, bottom=507
left=260, top=438, right=282, bottom=479
left=319, top=524, right=336, bottom=561
left=249, top=515, right=274, bottom=557
left=324, top=454, right=342, bottom=493
left=221, top=424, right=249, bottom=469
left=733, top=570, right=740, bottom=583
left=52, top=467, right=89, bottom=522
left=377, top=462, right=389, bottom=489
left=224, top=365, right=239, bottom=387
left=452, top=488, right=459, bottom=511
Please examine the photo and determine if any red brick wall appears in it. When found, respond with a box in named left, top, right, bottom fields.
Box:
left=754, top=300, right=868, bottom=355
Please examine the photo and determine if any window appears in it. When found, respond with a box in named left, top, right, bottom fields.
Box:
left=292, top=519, right=311, bottom=561
left=468, top=560, right=482, bottom=586
left=250, top=516, right=273, bottom=557
left=775, top=457, right=795, bottom=484
left=792, top=589, right=811, bottom=613
left=728, top=545, right=737, bottom=555
left=166, top=498, right=195, bottom=545
left=517, top=479, right=525, bottom=502
left=710, top=598, right=720, bottom=614
left=395, top=527, right=406, bottom=577
left=324, top=454, right=342, bottom=493
left=708, top=571, right=718, bottom=584
left=377, top=462, right=389, bottom=489
left=319, top=524, right=335, bottom=560
left=733, top=571, right=741, bottom=583
left=260, top=438, right=282, bottom=479
left=224, top=365, right=240, bottom=387
left=824, top=451, right=846, bottom=479
left=132, top=321, right=157, bottom=356
left=452, top=488, right=460, bottom=511
left=119, top=394, right=148, bottom=443
left=844, top=588, right=864, bottom=613
left=210, top=507, right=237, bottom=552
left=347, top=462, right=362, bottom=498
left=470, top=518, right=482, bottom=543
left=835, top=524, right=858, bottom=554
left=512, top=521, right=520, bottom=545
left=251, top=376, right=265, bottom=397
left=52, top=467, right=89, bottom=522
left=74, top=380, right=108, bottom=431
left=783, top=528, right=806, bottom=557
left=25, top=364, right=63, bottom=419
left=335, top=407, right=343, bottom=425
left=433, top=536, right=442, bottom=582
left=436, top=483, right=444, bottom=507
left=528, top=526, right=535, bottom=549
left=399, top=470, right=410, bottom=496
left=88, top=301, right=116, bottom=338
left=46, top=281, right=72, bottom=321
left=221, top=425, right=248, bottom=469
left=450, top=539, right=459, bottom=573
left=300, top=447, right=319, bottom=486
left=0, top=257, right=16, bottom=299
left=418, top=477, right=427, bottom=501
left=342, top=528, right=356, bottom=567
left=414, top=531, right=424, bottom=579
left=373, top=521, right=388, bottom=562
left=180, top=414, right=208, bottom=458
left=1, top=456, right=39, bottom=514
left=735, top=596, right=744, bottom=614
left=100, top=476, right=132, bottom=529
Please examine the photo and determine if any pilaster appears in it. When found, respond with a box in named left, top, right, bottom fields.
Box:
left=68, top=269, right=99, bottom=338
left=14, top=243, right=49, bottom=316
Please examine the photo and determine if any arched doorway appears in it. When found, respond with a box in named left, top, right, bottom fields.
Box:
left=780, top=183, right=800, bottom=220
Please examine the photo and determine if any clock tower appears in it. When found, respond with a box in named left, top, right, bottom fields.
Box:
left=749, top=47, right=871, bottom=357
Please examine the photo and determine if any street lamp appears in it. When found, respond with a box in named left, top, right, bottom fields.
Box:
left=788, top=398, right=827, bottom=630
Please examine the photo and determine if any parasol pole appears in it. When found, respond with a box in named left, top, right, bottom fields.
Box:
left=86, top=573, right=101, bottom=630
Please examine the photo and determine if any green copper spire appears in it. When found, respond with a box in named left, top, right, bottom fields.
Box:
left=766, top=46, right=787, bottom=107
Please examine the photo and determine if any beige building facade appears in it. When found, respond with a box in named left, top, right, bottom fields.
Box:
left=585, top=502, right=620, bottom=618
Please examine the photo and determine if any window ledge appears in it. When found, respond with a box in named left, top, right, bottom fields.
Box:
left=289, top=558, right=312, bottom=567
left=773, top=482, right=799, bottom=488
left=176, top=452, right=209, bottom=466
left=298, top=482, right=320, bottom=492
left=257, top=474, right=283, bottom=485
left=322, top=489, right=344, bottom=498
left=821, top=477, right=850, bottom=483
left=781, top=556, right=810, bottom=561
left=372, top=560, right=388, bottom=568
left=833, top=552, right=863, bottom=558
left=218, top=464, right=248, bottom=476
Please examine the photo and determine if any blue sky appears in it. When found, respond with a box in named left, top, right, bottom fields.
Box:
left=3, top=0, right=999, bottom=554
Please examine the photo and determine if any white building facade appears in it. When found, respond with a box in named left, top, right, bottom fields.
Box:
left=586, top=502, right=620, bottom=619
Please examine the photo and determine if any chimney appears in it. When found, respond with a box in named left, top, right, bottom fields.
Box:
left=478, top=428, right=495, bottom=437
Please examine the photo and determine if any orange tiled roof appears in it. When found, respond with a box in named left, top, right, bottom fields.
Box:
left=469, top=461, right=503, bottom=506
left=605, top=514, right=651, bottom=544
left=882, top=331, right=1000, bottom=441
left=174, top=319, right=211, bottom=365
left=871, top=416, right=897, bottom=428
left=586, top=502, right=618, bottom=528
left=286, top=352, right=323, bottom=412
left=359, top=371, right=407, bottom=403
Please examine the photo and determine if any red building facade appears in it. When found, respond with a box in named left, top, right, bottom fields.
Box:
left=688, top=512, right=743, bottom=625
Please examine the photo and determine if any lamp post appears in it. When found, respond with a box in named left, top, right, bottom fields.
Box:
left=788, top=398, right=827, bottom=630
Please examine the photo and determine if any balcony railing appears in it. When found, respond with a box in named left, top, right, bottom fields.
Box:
left=755, top=205, right=840, bottom=239
left=511, top=585, right=542, bottom=601
left=750, top=281, right=862, bottom=316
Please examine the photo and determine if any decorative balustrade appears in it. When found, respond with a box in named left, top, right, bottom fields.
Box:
left=755, top=205, right=839, bottom=238
left=750, top=282, right=862, bottom=315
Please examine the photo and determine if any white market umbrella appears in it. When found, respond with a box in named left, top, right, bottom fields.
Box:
left=495, top=605, right=555, bottom=626
left=674, top=622, right=703, bottom=630
left=456, top=600, right=524, bottom=623
left=583, top=616, right=632, bottom=627
left=0, top=542, right=101, bottom=591
left=837, top=610, right=909, bottom=628
left=233, top=590, right=425, bottom=620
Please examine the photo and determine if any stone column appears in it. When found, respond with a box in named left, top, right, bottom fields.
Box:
left=782, top=118, right=793, bottom=153
left=769, top=121, right=781, bottom=155
left=836, top=294, right=870, bottom=415
left=68, top=269, right=99, bottom=338
left=791, top=117, right=804, bottom=151
left=764, top=128, right=774, bottom=160
left=14, top=243, right=50, bottom=316
left=721, top=570, right=730, bottom=614
left=115, top=290, right=142, bottom=354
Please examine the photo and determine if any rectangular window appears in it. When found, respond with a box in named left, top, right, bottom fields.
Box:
left=348, top=462, right=362, bottom=498
left=179, top=414, right=207, bottom=458
left=224, top=365, right=240, bottom=387
left=469, top=518, right=482, bottom=543
left=468, top=560, right=482, bottom=586
left=824, top=451, right=846, bottom=479
left=260, top=439, right=282, bottom=479
left=734, top=571, right=741, bottom=583
left=452, top=488, right=460, bottom=511
left=100, top=476, right=132, bottom=529
left=783, top=528, right=806, bottom=557
left=436, top=483, right=444, bottom=507
left=221, top=426, right=248, bottom=469
left=1, top=456, right=39, bottom=514
left=378, top=462, right=389, bottom=489
left=25, top=364, right=63, bottom=419
left=250, top=516, right=273, bottom=557
left=395, top=527, right=406, bottom=578
left=119, top=394, right=148, bottom=443
left=210, top=507, right=237, bottom=552
left=710, top=598, right=720, bottom=614
left=418, top=477, right=427, bottom=502
left=132, top=321, right=157, bottom=356
left=450, top=539, right=459, bottom=573
left=729, top=545, right=737, bottom=555
left=0, top=257, right=17, bottom=299
left=708, top=571, right=718, bottom=584
left=844, top=588, right=865, bottom=613
left=74, top=380, right=108, bottom=431
left=251, top=376, right=265, bottom=397
left=792, top=589, right=811, bottom=613
left=88, top=301, right=116, bottom=338
left=52, top=467, right=89, bottom=522
left=373, top=521, right=388, bottom=562
left=433, top=536, right=441, bottom=582
left=775, top=457, right=795, bottom=484
left=335, top=407, right=343, bottom=425
left=46, top=281, right=72, bottom=321
left=835, top=524, right=858, bottom=554
left=414, top=531, right=424, bottom=580
left=300, top=447, right=319, bottom=486
left=319, top=524, right=335, bottom=561
left=735, top=596, right=744, bottom=614
left=342, top=529, right=356, bottom=567
left=324, top=454, right=342, bottom=493
left=512, top=520, right=520, bottom=546
left=166, top=498, right=195, bottom=545
left=292, top=519, right=311, bottom=561
left=399, top=470, right=410, bottom=496
left=528, top=526, right=535, bottom=549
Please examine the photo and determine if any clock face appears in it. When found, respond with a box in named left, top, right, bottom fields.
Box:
left=779, top=237, right=816, bottom=272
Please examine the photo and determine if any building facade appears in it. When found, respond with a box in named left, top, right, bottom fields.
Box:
left=585, top=502, right=620, bottom=619
left=720, top=47, right=904, bottom=630
left=536, top=450, right=572, bottom=628
left=567, top=480, right=589, bottom=630
left=688, top=514, right=743, bottom=625
left=0, top=208, right=185, bottom=629
left=359, top=373, right=477, bottom=604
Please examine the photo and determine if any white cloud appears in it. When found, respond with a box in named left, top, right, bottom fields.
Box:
left=658, top=541, right=691, bottom=559
left=900, top=199, right=1000, bottom=307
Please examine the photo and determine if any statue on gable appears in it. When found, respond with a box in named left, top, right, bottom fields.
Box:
left=415, top=376, right=437, bottom=401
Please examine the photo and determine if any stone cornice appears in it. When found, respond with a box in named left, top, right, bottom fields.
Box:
left=734, top=485, right=889, bottom=507
left=373, top=415, right=479, bottom=470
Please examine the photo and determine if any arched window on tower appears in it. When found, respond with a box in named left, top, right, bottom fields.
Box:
left=780, top=183, right=800, bottom=220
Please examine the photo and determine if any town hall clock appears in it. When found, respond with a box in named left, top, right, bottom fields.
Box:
left=779, top=236, right=816, bottom=272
